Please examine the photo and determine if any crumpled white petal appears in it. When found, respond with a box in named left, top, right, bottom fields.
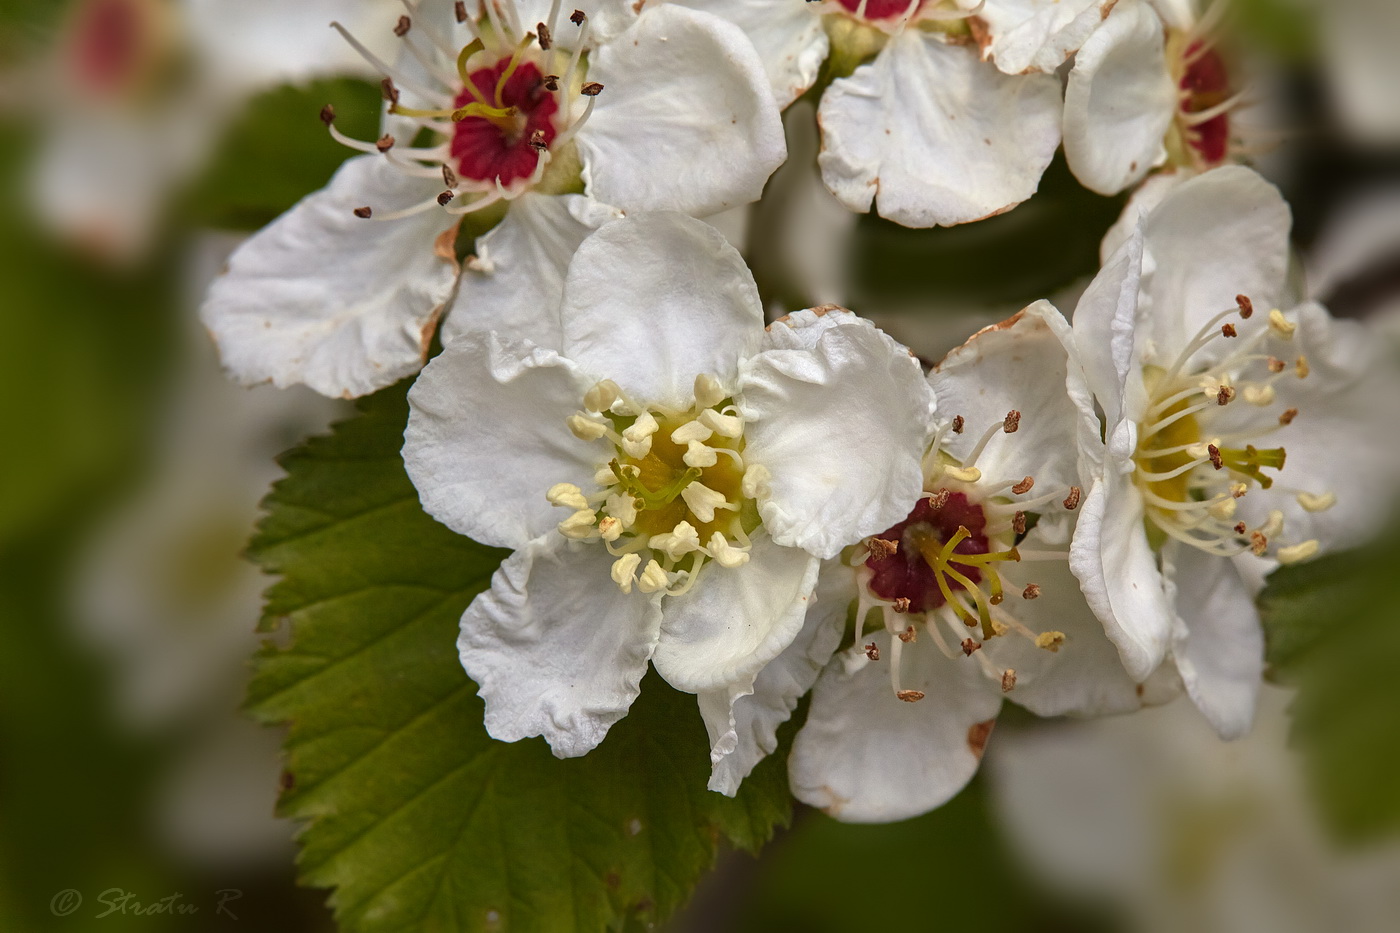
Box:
left=442, top=193, right=623, bottom=349
left=653, top=531, right=820, bottom=694
left=1071, top=229, right=1149, bottom=442
left=200, top=154, right=458, bottom=399
left=404, top=334, right=599, bottom=551
left=668, top=0, right=829, bottom=106
left=700, top=556, right=850, bottom=796
left=578, top=4, right=786, bottom=216
left=789, top=632, right=1002, bottom=823
left=972, top=0, right=1115, bottom=75
left=739, top=313, right=933, bottom=559
left=817, top=29, right=1062, bottom=227
left=459, top=534, right=663, bottom=758
left=1062, top=0, right=1178, bottom=196
left=556, top=212, right=764, bottom=408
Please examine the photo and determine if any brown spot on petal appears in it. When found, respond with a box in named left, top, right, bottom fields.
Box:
left=967, top=719, right=995, bottom=758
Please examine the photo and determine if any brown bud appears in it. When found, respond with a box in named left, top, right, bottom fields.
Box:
left=1237, top=294, right=1255, bottom=318
left=864, top=643, right=880, bottom=661
left=1234, top=522, right=1248, bottom=535
left=1268, top=356, right=1286, bottom=373
left=353, top=206, right=373, bottom=219
left=544, top=74, right=560, bottom=91
left=896, top=690, right=926, bottom=703
left=897, top=626, right=916, bottom=643
left=581, top=82, right=604, bottom=96
left=951, top=415, right=965, bottom=434
left=1003, top=410, right=1021, bottom=433
left=892, top=598, right=911, bottom=615
left=1001, top=669, right=1017, bottom=692
left=529, top=129, right=549, bottom=151
left=455, top=1, right=468, bottom=23
left=381, top=77, right=400, bottom=104
left=1022, top=584, right=1041, bottom=600
left=570, top=9, right=586, bottom=25
left=442, top=164, right=458, bottom=187
left=376, top=134, right=395, bottom=152
left=961, top=639, right=981, bottom=656
left=927, top=488, right=950, bottom=511
left=1063, top=486, right=1082, bottom=510
left=1012, top=511, right=1027, bottom=535
left=867, top=537, right=898, bottom=560
left=319, top=104, right=336, bottom=125
left=1217, top=385, right=1236, bottom=406
left=537, top=23, right=553, bottom=49
left=1251, top=531, right=1268, bottom=556
left=394, top=15, right=411, bottom=37
left=1279, top=407, right=1298, bottom=426
left=1012, top=476, right=1034, bottom=495
left=437, top=190, right=455, bottom=206
left=1222, top=323, right=1238, bottom=338
left=1208, top=444, right=1223, bottom=470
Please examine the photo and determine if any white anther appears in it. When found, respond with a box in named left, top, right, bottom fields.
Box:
left=605, top=492, right=638, bottom=526
left=1244, top=384, right=1277, bottom=406
left=681, top=482, right=728, bottom=523
left=546, top=483, right=589, bottom=510
left=568, top=413, right=608, bottom=440
left=671, top=420, right=713, bottom=445
left=650, top=521, right=700, bottom=561
left=707, top=532, right=750, bottom=569
left=698, top=409, right=743, bottom=438
left=1259, top=510, right=1285, bottom=539
left=1269, top=309, right=1296, bottom=338
left=557, top=508, right=598, bottom=539
left=584, top=380, right=620, bottom=412
left=943, top=465, right=982, bottom=484
left=595, top=465, right=619, bottom=487
left=621, top=411, right=658, bottom=458
left=683, top=440, right=718, bottom=468
left=1207, top=497, right=1238, bottom=521
left=637, top=559, right=670, bottom=594
left=1276, top=540, right=1320, bottom=564
left=741, top=463, right=771, bottom=500
left=611, top=553, right=641, bottom=593
left=1231, top=483, right=1249, bottom=498
left=598, top=516, right=623, bottom=542
left=694, top=373, right=727, bottom=409
left=1297, top=491, right=1337, bottom=513
left=1186, top=443, right=1213, bottom=460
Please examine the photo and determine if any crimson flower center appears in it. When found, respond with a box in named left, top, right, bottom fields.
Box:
left=865, top=491, right=990, bottom=614
left=1180, top=42, right=1232, bottom=165
left=450, top=59, right=560, bottom=186
left=69, top=0, right=151, bottom=97
left=833, top=0, right=925, bottom=21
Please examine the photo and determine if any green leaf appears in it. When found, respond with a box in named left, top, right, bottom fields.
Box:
left=1259, top=527, right=1400, bottom=843
left=247, top=383, right=792, bottom=932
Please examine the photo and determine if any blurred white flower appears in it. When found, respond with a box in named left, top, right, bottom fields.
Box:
left=402, top=212, right=934, bottom=785
left=200, top=0, right=786, bottom=400
left=787, top=303, right=1162, bottom=824
left=1064, top=166, right=1385, bottom=739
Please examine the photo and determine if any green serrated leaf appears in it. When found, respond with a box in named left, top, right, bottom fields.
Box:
left=1259, top=527, right=1400, bottom=843
left=247, top=382, right=792, bottom=932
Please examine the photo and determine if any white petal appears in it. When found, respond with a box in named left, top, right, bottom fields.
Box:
left=460, top=534, right=663, bottom=758
left=1072, top=228, right=1150, bottom=436
left=1138, top=166, right=1293, bottom=361
left=931, top=301, right=1082, bottom=489
left=200, top=155, right=458, bottom=399
left=668, top=0, right=829, bottom=107
left=817, top=31, right=1062, bottom=228
left=578, top=5, right=787, bottom=216
left=738, top=315, right=934, bottom=559
left=1062, top=0, right=1177, bottom=196
left=972, top=0, right=1114, bottom=75
left=404, top=334, right=598, bottom=551
left=789, top=633, right=1002, bottom=823
left=1069, top=468, right=1174, bottom=681
left=702, top=556, right=851, bottom=796
left=653, top=531, right=820, bottom=693
left=1164, top=544, right=1262, bottom=740
left=557, top=213, right=763, bottom=408
left=442, top=193, right=623, bottom=349
left=1099, top=169, right=1188, bottom=262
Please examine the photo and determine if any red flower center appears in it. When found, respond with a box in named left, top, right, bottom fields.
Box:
left=450, top=59, right=560, bottom=186
left=833, top=0, right=923, bottom=20
left=68, top=0, right=150, bottom=97
left=865, top=491, right=990, bottom=614
left=1180, top=42, right=1231, bottom=165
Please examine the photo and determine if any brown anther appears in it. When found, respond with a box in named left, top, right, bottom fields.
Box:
left=537, top=23, right=553, bottom=49
left=1234, top=522, right=1248, bottom=535
left=1208, top=444, right=1223, bottom=470
left=581, top=82, right=604, bottom=96
left=1267, top=356, right=1286, bottom=373
left=376, top=133, right=395, bottom=153
left=1217, top=385, right=1236, bottom=406
left=1012, top=511, right=1027, bottom=535
left=1022, top=584, right=1041, bottom=600
left=1296, top=356, right=1310, bottom=379
left=544, top=74, right=560, bottom=91
left=1001, top=669, right=1017, bottom=692
left=867, top=537, right=898, bottom=560
left=437, top=190, right=455, bottom=206
left=529, top=129, right=548, bottom=151
left=353, top=206, right=372, bottom=219
left=455, top=1, right=467, bottom=23
left=1003, top=410, right=1021, bottom=433
left=381, top=77, right=400, bottom=104
left=951, top=415, right=965, bottom=434
left=864, top=643, right=880, bottom=661
left=989, top=593, right=1004, bottom=606
left=442, top=164, right=457, bottom=187
left=1251, top=531, right=1268, bottom=556
left=1222, top=323, right=1238, bottom=338
left=570, top=9, right=586, bottom=25
left=961, top=639, right=981, bottom=656
left=319, top=104, right=336, bottom=125
left=1236, top=294, right=1255, bottom=318
left=394, top=15, right=410, bottom=37
left=897, top=690, right=926, bottom=703
left=898, top=626, right=916, bottom=643
left=1063, top=486, right=1081, bottom=510
left=891, top=597, right=912, bottom=614
left=927, top=488, right=951, bottom=511
left=1279, top=407, right=1298, bottom=426
left=1012, top=476, right=1035, bottom=495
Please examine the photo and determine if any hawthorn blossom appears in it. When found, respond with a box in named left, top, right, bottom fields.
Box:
left=1062, top=0, right=1256, bottom=196
left=402, top=212, right=934, bottom=772
left=1064, top=166, right=1388, bottom=739
left=783, top=304, right=1156, bottom=822
left=666, top=0, right=1119, bottom=227
left=201, top=0, right=785, bottom=399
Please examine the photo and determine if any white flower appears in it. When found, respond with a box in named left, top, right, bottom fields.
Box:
left=665, top=0, right=1110, bottom=227
left=787, top=303, right=1161, bottom=823
left=1062, top=0, right=1252, bottom=196
left=402, top=212, right=935, bottom=772
left=200, top=0, right=786, bottom=399
left=1064, top=165, right=1389, bottom=739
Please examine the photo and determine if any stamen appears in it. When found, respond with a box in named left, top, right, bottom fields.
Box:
left=1277, top=540, right=1320, bottom=564
left=1297, top=491, right=1336, bottom=513
left=330, top=22, right=448, bottom=105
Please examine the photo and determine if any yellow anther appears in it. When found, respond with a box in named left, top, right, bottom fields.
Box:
left=1295, top=355, right=1310, bottom=379
left=943, top=465, right=982, bottom=484
left=649, top=521, right=701, bottom=561
left=611, top=553, right=641, bottom=593
left=637, top=559, right=670, bottom=594
left=670, top=420, right=713, bottom=445
left=707, top=532, right=750, bottom=569
left=595, top=464, right=619, bottom=487
left=1243, top=384, right=1276, bottom=406
left=584, top=380, right=620, bottom=412
left=605, top=492, right=638, bottom=526
left=680, top=482, right=728, bottom=523
left=1268, top=309, right=1296, bottom=339
left=1231, top=483, right=1249, bottom=498
left=621, top=411, right=658, bottom=458
left=698, top=409, right=743, bottom=438
left=1208, top=497, right=1238, bottom=521
left=1297, top=491, right=1336, bottom=513
left=568, top=413, right=608, bottom=440
left=598, top=516, right=623, bottom=542
left=558, top=508, right=598, bottom=539
left=682, top=440, right=718, bottom=468
left=1276, top=540, right=1320, bottom=564
left=1259, top=509, right=1285, bottom=539
left=1035, top=631, right=1066, bottom=653
left=741, top=464, right=771, bottom=500
left=546, top=483, right=589, bottom=510
left=694, top=373, right=726, bottom=409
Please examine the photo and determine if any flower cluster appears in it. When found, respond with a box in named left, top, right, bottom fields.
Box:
left=199, top=1, right=1392, bottom=822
